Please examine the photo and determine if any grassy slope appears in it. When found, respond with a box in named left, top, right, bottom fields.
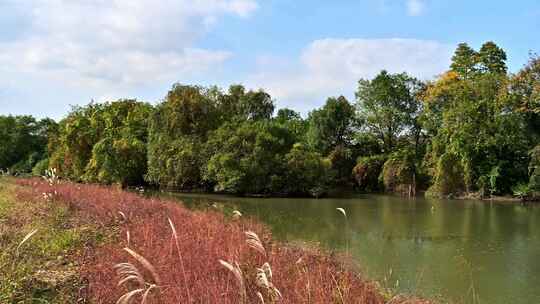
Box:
left=0, top=177, right=430, bottom=304
left=0, top=178, right=105, bottom=303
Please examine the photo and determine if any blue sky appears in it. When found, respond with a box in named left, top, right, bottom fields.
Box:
left=1, top=0, right=539, bottom=120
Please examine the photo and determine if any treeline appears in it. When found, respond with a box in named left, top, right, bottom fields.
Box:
left=1, top=41, right=539, bottom=198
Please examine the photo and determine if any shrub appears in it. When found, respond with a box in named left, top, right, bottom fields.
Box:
left=284, top=143, right=332, bottom=196
left=84, top=137, right=147, bottom=186
left=529, top=145, right=540, bottom=192
left=32, top=158, right=49, bottom=176
left=382, top=150, right=416, bottom=195
left=204, top=121, right=294, bottom=194
left=327, top=145, right=355, bottom=185
left=352, top=155, right=386, bottom=192
left=426, top=152, right=466, bottom=197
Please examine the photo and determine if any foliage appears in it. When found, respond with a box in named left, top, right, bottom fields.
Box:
left=381, top=150, right=417, bottom=195
left=218, top=84, right=275, bottom=121
left=512, top=183, right=531, bottom=200
left=352, top=155, right=386, bottom=192
left=505, top=54, right=540, bottom=139
left=49, top=100, right=152, bottom=185
left=204, top=120, right=295, bottom=195
left=146, top=84, right=277, bottom=190
left=529, top=145, right=540, bottom=192
left=450, top=41, right=507, bottom=78
left=0, top=115, right=56, bottom=174
left=450, top=43, right=478, bottom=78
left=356, top=70, right=423, bottom=152
left=32, top=158, right=50, bottom=176
left=421, top=42, right=533, bottom=196
left=307, top=96, right=356, bottom=155
left=3, top=41, right=538, bottom=197
left=284, top=143, right=332, bottom=196
left=327, top=144, right=355, bottom=185
left=275, top=108, right=308, bottom=141
left=84, top=137, right=147, bottom=186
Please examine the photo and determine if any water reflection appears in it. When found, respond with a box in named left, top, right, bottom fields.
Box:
left=165, top=192, right=540, bottom=304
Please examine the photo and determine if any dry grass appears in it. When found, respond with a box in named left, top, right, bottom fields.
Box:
left=13, top=178, right=431, bottom=304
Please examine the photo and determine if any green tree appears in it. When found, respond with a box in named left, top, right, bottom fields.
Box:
left=0, top=115, right=55, bottom=173
left=49, top=100, right=152, bottom=185
left=204, top=120, right=295, bottom=194
left=450, top=43, right=478, bottom=78
left=356, top=70, right=423, bottom=152
left=307, top=96, right=356, bottom=155
left=218, top=85, right=275, bottom=121
left=529, top=145, right=540, bottom=192
left=505, top=54, right=540, bottom=139
left=352, top=155, right=386, bottom=192
left=275, top=108, right=307, bottom=143
left=146, top=84, right=221, bottom=189
left=478, top=41, right=508, bottom=74
left=422, top=46, right=530, bottom=196
left=284, top=143, right=332, bottom=197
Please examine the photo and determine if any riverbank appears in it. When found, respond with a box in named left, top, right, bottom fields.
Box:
left=0, top=177, right=430, bottom=303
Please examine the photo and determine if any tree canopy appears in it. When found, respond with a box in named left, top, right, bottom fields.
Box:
left=2, top=41, right=538, bottom=199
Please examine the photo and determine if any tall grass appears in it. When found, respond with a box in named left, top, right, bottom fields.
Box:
left=13, top=178, right=431, bottom=304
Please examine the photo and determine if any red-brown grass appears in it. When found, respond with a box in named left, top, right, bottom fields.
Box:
left=14, top=178, right=430, bottom=304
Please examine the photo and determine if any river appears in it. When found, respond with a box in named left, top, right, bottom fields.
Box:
left=162, top=192, right=540, bottom=304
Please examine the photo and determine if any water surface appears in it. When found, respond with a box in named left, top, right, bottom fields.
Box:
left=164, top=192, right=540, bottom=304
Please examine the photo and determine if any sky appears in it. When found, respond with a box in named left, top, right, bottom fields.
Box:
left=1, top=0, right=539, bottom=120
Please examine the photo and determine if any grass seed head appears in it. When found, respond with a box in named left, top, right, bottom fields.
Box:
left=245, top=231, right=266, bottom=256
left=123, top=247, right=161, bottom=285
left=16, top=228, right=38, bottom=255
left=336, top=208, right=347, bottom=218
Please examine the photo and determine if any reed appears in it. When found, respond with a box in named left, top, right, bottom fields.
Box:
left=219, top=259, right=246, bottom=303
left=245, top=230, right=266, bottom=256
left=336, top=207, right=349, bottom=254
left=16, top=228, right=38, bottom=256
left=167, top=217, right=191, bottom=302
left=115, top=249, right=161, bottom=304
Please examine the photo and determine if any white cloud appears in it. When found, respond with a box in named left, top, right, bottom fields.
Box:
left=247, top=38, right=452, bottom=112
left=406, top=0, right=425, bottom=16
left=0, top=0, right=257, bottom=105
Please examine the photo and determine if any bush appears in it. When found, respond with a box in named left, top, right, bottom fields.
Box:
left=512, top=183, right=531, bottom=200
left=426, top=152, right=466, bottom=197
left=204, top=121, right=294, bottom=195
left=382, top=151, right=416, bottom=195
left=32, top=158, right=49, bottom=176
left=352, top=155, right=386, bottom=192
left=529, top=145, right=540, bottom=192
left=284, top=143, right=332, bottom=196
left=84, top=137, right=147, bottom=186
left=327, top=145, right=355, bottom=185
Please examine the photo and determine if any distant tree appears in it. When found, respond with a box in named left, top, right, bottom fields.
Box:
left=275, top=108, right=307, bottom=142
left=307, top=96, right=356, bottom=155
left=505, top=54, right=540, bottom=139
left=242, top=89, right=275, bottom=120
left=146, top=84, right=220, bottom=189
left=529, top=145, right=540, bottom=192
left=450, top=42, right=478, bottom=78
left=218, top=85, right=275, bottom=121
left=478, top=41, right=508, bottom=74
left=204, top=120, right=295, bottom=194
left=49, top=100, right=152, bottom=185
left=284, top=143, right=332, bottom=196
left=0, top=115, right=56, bottom=173
left=422, top=60, right=529, bottom=196
left=352, top=155, right=386, bottom=192
left=356, top=70, right=423, bottom=152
